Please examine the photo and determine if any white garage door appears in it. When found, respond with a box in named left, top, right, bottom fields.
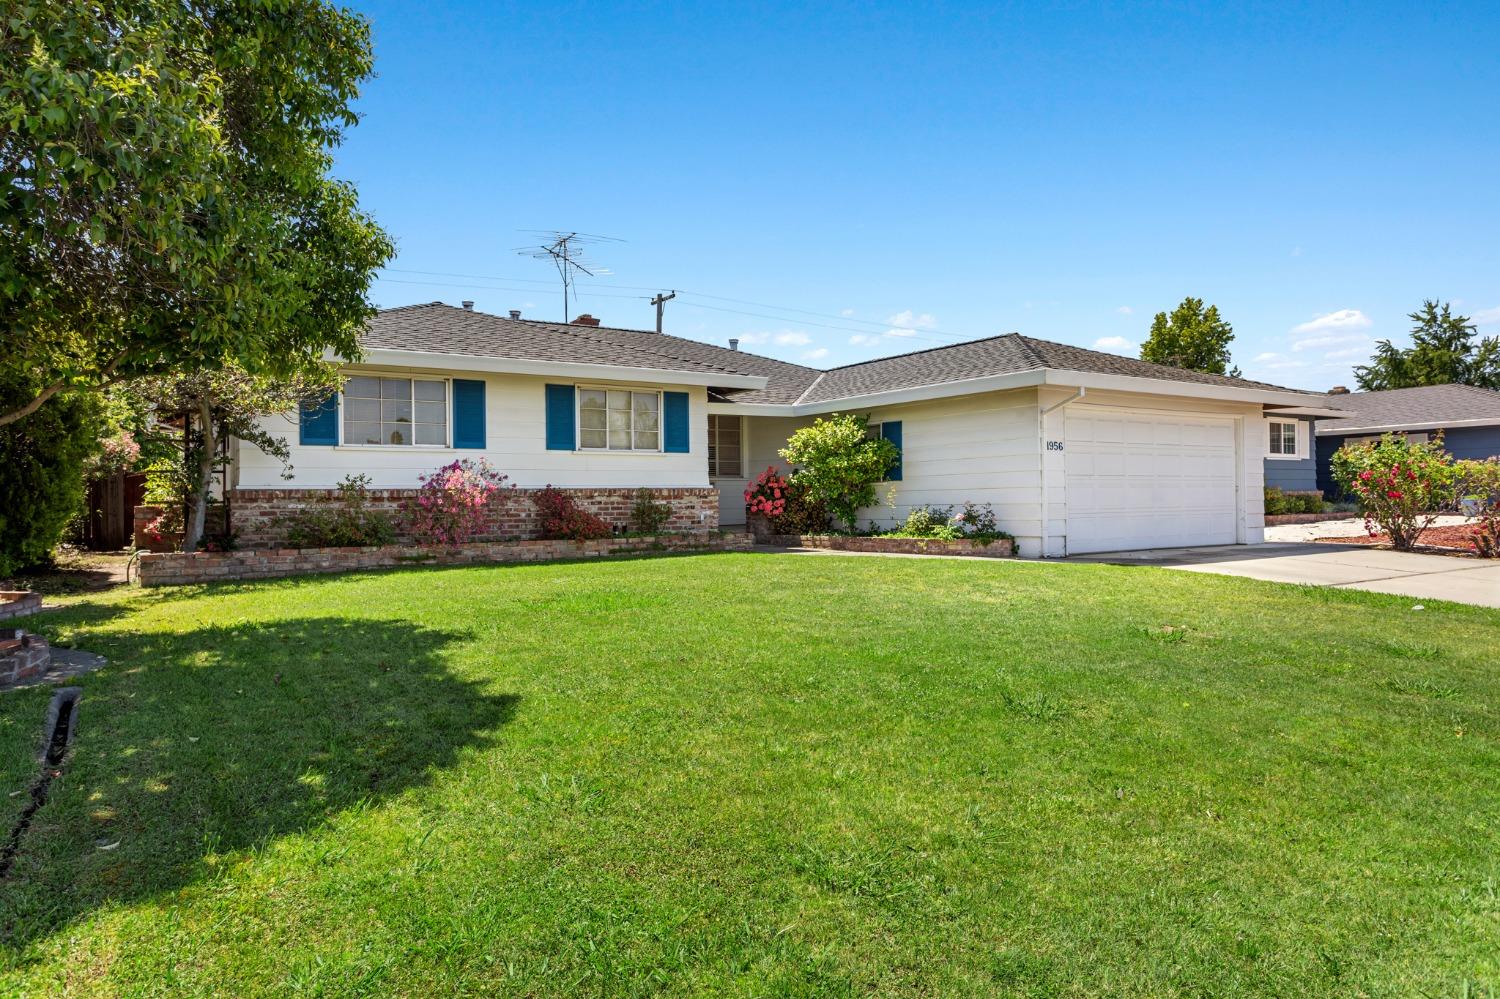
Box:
left=1065, top=407, right=1240, bottom=554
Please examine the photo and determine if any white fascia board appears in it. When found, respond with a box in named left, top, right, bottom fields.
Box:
left=1315, top=416, right=1500, bottom=436
left=1263, top=406, right=1350, bottom=418
left=1042, top=370, right=1328, bottom=407
left=787, top=369, right=1049, bottom=414
left=705, top=401, right=800, bottom=416
left=342, top=348, right=769, bottom=390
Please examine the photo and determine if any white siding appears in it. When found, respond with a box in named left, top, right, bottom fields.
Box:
left=236, top=367, right=711, bottom=490
left=744, top=389, right=1044, bottom=553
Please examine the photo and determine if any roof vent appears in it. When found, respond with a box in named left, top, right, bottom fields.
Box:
left=729, top=338, right=739, bottom=351
left=1328, top=385, right=1350, bottom=395
left=461, top=300, right=474, bottom=311
left=508, top=309, right=521, bottom=320
left=571, top=314, right=601, bottom=327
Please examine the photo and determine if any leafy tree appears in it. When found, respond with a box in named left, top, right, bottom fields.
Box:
left=0, top=0, right=392, bottom=427
left=0, top=372, right=102, bottom=575
left=779, top=414, right=899, bottom=532
left=1140, top=298, right=1240, bottom=376
left=1354, top=300, right=1500, bottom=391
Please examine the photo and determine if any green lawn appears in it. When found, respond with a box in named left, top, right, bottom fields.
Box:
left=0, top=553, right=1496, bottom=996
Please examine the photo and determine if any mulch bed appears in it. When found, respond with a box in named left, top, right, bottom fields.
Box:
left=1317, top=524, right=1491, bottom=557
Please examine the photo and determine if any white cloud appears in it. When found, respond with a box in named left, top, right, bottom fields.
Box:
left=735, top=331, right=769, bottom=345
left=773, top=331, right=811, bottom=347
left=884, top=327, right=918, bottom=338
left=1115, top=305, right=1133, bottom=315
left=1291, top=309, right=1372, bottom=336
left=840, top=308, right=856, bottom=317
left=1473, top=305, right=1500, bottom=326
left=1291, top=332, right=1370, bottom=352
left=1249, top=351, right=1308, bottom=372
left=885, top=309, right=937, bottom=330
left=1322, top=345, right=1372, bottom=361
left=801, top=347, right=830, bottom=362
left=1093, top=336, right=1136, bottom=355
left=849, top=333, right=877, bottom=346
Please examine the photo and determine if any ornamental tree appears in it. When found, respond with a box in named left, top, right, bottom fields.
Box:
left=1139, top=297, right=1240, bottom=376
left=1331, top=433, right=1458, bottom=551
left=0, top=0, right=392, bottom=427
left=779, top=414, right=898, bottom=532
left=1354, top=300, right=1500, bottom=391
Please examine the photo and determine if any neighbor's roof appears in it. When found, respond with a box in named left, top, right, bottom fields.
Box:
left=361, top=303, right=1309, bottom=407
left=1314, top=383, right=1500, bottom=435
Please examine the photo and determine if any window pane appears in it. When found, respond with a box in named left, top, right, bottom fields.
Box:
left=414, top=424, right=446, bottom=446
left=414, top=379, right=446, bottom=402
left=580, top=408, right=607, bottom=431
left=380, top=378, right=412, bottom=400
left=382, top=399, right=413, bottom=423
left=345, top=376, right=380, bottom=399
left=347, top=422, right=381, bottom=445
left=580, top=429, right=606, bottom=449
left=383, top=425, right=409, bottom=446
left=608, top=429, right=630, bottom=449
left=635, top=410, right=658, bottom=433
left=607, top=390, right=630, bottom=411
left=633, top=392, right=658, bottom=415
left=634, top=430, right=659, bottom=450
left=415, top=401, right=446, bottom=425
left=719, top=444, right=741, bottom=476
left=346, top=398, right=379, bottom=422
left=608, top=409, right=631, bottom=431
left=580, top=389, right=607, bottom=409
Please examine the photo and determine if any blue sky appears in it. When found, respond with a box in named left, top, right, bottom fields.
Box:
left=339, top=1, right=1500, bottom=391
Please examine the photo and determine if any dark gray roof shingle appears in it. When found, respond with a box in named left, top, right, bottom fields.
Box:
left=1315, top=384, right=1500, bottom=433
left=363, top=304, right=1307, bottom=406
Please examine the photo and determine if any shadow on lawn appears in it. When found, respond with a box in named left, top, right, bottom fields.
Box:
left=0, top=615, right=515, bottom=951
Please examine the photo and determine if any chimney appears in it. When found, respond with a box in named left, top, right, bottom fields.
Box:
left=729, top=338, right=740, bottom=351
left=508, top=309, right=521, bottom=320
left=1328, top=385, right=1350, bottom=394
left=571, top=314, right=601, bottom=327
left=461, top=300, right=474, bottom=311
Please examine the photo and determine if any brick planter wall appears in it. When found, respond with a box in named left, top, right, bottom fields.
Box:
left=0, top=591, right=41, bottom=622
left=132, top=505, right=182, bottom=552
left=761, top=533, right=1015, bottom=558
left=0, top=629, right=50, bottom=684
left=226, top=486, right=720, bottom=549
left=138, top=531, right=753, bottom=586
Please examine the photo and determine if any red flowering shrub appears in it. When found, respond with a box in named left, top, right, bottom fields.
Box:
left=402, top=459, right=512, bottom=546
left=535, top=486, right=612, bottom=541
left=1331, top=433, right=1457, bottom=551
left=744, top=467, right=788, bottom=518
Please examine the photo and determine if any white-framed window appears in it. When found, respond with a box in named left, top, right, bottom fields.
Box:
left=342, top=375, right=449, bottom=447
left=708, top=414, right=742, bottom=478
left=1267, top=419, right=1299, bottom=458
left=579, top=387, right=661, bottom=451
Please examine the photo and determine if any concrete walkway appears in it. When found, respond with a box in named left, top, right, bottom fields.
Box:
left=1065, top=542, right=1500, bottom=609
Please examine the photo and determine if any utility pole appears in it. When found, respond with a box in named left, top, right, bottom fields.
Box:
left=650, top=291, right=676, bottom=334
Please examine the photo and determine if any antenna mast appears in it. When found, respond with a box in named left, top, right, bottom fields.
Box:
left=515, top=231, right=622, bottom=322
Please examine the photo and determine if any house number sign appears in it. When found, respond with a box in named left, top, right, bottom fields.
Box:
left=1046, top=440, right=1065, bottom=451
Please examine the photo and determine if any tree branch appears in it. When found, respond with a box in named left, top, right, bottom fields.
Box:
left=0, top=352, right=131, bottom=427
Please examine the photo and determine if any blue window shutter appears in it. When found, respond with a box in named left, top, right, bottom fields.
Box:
left=545, top=384, right=576, bottom=450
left=881, top=420, right=903, bottom=481
left=663, top=391, right=690, bottom=453
left=299, top=392, right=338, bottom=446
left=452, top=379, right=486, bottom=448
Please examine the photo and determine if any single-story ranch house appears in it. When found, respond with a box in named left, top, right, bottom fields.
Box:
left=231, top=302, right=1334, bottom=556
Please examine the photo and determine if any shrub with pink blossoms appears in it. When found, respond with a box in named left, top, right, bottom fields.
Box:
left=403, top=459, right=514, bottom=546
left=744, top=466, right=788, bottom=518
left=1331, top=432, right=1457, bottom=551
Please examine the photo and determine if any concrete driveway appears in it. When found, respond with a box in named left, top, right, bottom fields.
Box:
left=1067, top=542, right=1500, bottom=609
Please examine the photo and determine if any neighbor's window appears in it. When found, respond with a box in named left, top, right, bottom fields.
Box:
left=708, top=414, right=742, bottom=478
left=579, top=388, right=660, bottom=451
left=343, top=376, right=448, bottom=446
left=1268, top=420, right=1298, bottom=457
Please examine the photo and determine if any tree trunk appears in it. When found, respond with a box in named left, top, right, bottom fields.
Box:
left=182, top=394, right=217, bottom=552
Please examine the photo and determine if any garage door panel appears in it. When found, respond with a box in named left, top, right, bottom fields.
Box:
left=1065, top=408, right=1239, bottom=554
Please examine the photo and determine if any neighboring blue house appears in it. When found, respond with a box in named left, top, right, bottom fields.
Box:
left=1313, top=384, right=1500, bottom=495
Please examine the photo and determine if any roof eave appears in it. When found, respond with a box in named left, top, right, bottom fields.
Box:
left=1315, top=416, right=1500, bottom=435
left=342, top=348, right=770, bottom=390
left=1043, top=369, right=1327, bottom=406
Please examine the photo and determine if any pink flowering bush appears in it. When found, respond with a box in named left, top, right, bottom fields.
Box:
left=535, top=486, right=612, bottom=541
left=744, top=467, right=789, bottom=518
left=403, top=459, right=513, bottom=546
left=87, top=430, right=142, bottom=478
left=1331, top=433, right=1457, bottom=551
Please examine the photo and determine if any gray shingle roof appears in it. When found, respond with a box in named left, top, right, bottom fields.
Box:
left=363, top=304, right=1306, bottom=406
left=1315, top=384, right=1500, bottom=434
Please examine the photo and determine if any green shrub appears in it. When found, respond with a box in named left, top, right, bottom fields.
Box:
left=535, top=487, right=612, bottom=541
left=779, top=414, right=899, bottom=532
left=629, top=488, right=673, bottom=534
left=1331, top=433, right=1458, bottom=550
left=1264, top=487, right=1326, bottom=515
left=276, top=475, right=395, bottom=548
left=0, top=377, right=102, bottom=575
left=893, top=505, right=959, bottom=539
left=768, top=478, right=832, bottom=535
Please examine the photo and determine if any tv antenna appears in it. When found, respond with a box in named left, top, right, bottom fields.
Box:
left=514, top=230, right=623, bottom=322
